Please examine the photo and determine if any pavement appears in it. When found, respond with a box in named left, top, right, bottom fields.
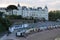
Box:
left=0, top=28, right=60, bottom=40
left=26, top=28, right=60, bottom=40
left=0, top=21, right=60, bottom=40
left=55, top=38, right=60, bottom=40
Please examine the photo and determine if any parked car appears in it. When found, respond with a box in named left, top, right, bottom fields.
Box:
left=40, top=27, right=47, bottom=31
left=25, top=28, right=34, bottom=34
left=33, top=28, right=40, bottom=32
left=58, top=25, right=60, bottom=28
left=16, top=30, right=26, bottom=37
left=52, top=26, right=56, bottom=28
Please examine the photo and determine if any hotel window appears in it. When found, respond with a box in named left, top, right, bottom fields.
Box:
left=32, top=14, right=35, bottom=16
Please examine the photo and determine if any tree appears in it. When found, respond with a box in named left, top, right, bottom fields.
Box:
left=0, top=12, right=4, bottom=17
left=0, top=12, right=12, bottom=32
left=6, top=5, right=18, bottom=15
left=0, top=17, right=12, bottom=32
left=6, top=15, right=22, bottom=19
left=42, top=18, right=46, bottom=22
left=49, top=10, right=60, bottom=21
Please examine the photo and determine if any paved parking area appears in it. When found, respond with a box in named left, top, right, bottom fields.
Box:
left=1, top=28, right=60, bottom=40
left=1, top=21, right=60, bottom=40
left=32, top=21, right=60, bottom=28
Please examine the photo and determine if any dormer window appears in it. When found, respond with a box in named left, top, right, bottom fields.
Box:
left=18, top=3, right=20, bottom=7
left=45, top=6, right=48, bottom=9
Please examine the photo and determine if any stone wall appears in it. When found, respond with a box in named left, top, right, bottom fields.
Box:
left=10, top=19, right=34, bottom=24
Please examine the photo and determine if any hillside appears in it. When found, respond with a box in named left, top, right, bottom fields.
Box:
left=0, top=16, right=11, bottom=32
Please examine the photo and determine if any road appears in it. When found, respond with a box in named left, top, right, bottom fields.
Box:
left=0, top=21, right=60, bottom=40
left=0, top=28, right=60, bottom=40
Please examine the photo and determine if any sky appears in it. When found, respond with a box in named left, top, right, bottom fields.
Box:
left=0, top=0, right=60, bottom=11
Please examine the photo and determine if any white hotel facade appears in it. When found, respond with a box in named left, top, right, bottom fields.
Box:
left=0, top=4, right=48, bottom=20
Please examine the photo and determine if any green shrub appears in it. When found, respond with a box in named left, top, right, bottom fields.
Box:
left=0, top=17, right=12, bottom=32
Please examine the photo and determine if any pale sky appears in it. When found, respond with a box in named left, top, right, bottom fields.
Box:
left=0, top=0, right=60, bottom=11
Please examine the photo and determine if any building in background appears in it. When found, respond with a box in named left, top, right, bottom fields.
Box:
left=0, top=4, right=48, bottom=20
